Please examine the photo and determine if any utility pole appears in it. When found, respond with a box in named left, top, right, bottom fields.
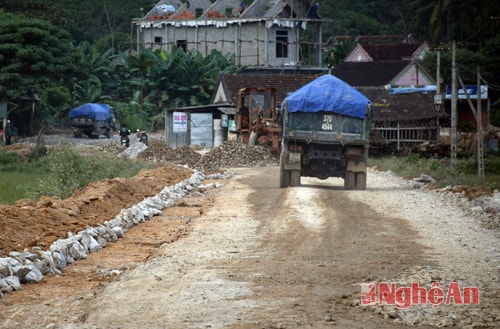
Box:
left=477, top=67, right=484, bottom=181
left=457, top=70, right=485, bottom=182
left=451, top=41, right=457, bottom=166
left=435, top=49, right=441, bottom=143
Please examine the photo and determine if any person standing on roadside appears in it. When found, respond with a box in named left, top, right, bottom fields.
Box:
left=4, top=120, right=11, bottom=145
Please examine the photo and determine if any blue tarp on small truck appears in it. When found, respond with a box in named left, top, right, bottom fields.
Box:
left=69, top=103, right=117, bottom=138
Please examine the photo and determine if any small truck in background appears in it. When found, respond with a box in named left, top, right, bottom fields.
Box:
left=279, top=74, right=373, bottom=190
left=69, top=103, right=117, bottom=138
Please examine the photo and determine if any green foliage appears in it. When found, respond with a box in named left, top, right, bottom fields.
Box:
left=420, top=46, right=485, bottom=86
left=25, top=146, right=153, bottom=200
left=0, top=148, right=50, bottom=204
left=410, top=0, right=500, bottom=44
left=44, top=86, right=72, bottom=108
left=0, top=10, right=82, bottom=102
left=95, top=32, right=131, bottom=54
left=0, top=148, right=19, bottom=166
left=1, top=0, right=153, bottom=42
left=109, top=47, right=240, bottom=128
left=0, top=145, right=153, bottom=204
left=324, top=36, right=360, bottom=69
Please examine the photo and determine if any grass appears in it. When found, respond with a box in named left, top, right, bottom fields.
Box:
left=0, top=146, right=154, bottom=205
left=369, top=154, right=500, bottom=191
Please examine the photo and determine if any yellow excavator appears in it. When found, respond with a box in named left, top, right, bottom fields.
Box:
left=231, top=87, right=282, bottom=154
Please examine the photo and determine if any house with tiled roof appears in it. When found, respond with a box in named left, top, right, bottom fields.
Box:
left=133, top=0, right=325, bottom=69
left=331, top=40, right=439, bottom=150
left=334, top=41, right=434, bottom=87
left=211, top=73, right=321, bottom=105
left=344, top=42, right=429, bottom=62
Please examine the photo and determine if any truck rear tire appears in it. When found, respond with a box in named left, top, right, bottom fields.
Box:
left=344, top=171, right=355, bottom=190
left=290, top=170, right=301, bottom=187
left=279, top=153, right=290, bottom=188
left=355, top=172, right=367, bottom=190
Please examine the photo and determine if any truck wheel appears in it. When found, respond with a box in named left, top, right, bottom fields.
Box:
left=355, top=172, right=367, bottom=190
left=290, top=170, right=301, bottom=187
left=344, top=171, right=355, bottom=190
left=279, top=153, right=290, bottom=188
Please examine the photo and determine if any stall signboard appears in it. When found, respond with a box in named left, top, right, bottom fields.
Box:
left=173, top=112, right=188, bottom=133
left=445, top=85, right=488, bottom=99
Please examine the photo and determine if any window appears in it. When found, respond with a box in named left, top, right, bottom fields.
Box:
left=154, top=36, right=163, bottom=44
left=177, top=40, right=187, bottom=51
left=276, top=30, right=288, bottom=58
left=195, top=8, right=203, bottom=17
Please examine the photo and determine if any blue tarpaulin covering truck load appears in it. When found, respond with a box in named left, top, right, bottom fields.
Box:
left=69, top=103, right=117, bottom=138
left=279, top=74, right=373, bottom=190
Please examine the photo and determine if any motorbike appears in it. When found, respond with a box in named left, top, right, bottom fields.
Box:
left=120, top=135, right=129, bottom=147
left=136, top=130, right=148, bottom=146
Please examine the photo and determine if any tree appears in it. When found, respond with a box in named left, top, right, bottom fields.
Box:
left=0, top=10, right=83, bottom=134
left=410, top=0, right=500, bottom=44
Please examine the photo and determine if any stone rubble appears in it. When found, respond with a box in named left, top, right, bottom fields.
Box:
left=136, top=140, right=278, bottom=172
left=406, top=173, right=500, bottom=229
left=0, top=170, right=228, bottom=298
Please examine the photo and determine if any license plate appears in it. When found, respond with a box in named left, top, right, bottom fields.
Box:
left=289, top=152, right=300, bottom=162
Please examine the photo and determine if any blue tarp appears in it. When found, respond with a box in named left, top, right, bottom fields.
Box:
left=69, top=103, right=111, bottom=121
left=281, top=74, right=373, bottom=119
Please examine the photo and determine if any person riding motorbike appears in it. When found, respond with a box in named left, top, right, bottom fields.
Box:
left=136, top=129, right=148, bottom=146
left=119, top=125, right=130, bottom=147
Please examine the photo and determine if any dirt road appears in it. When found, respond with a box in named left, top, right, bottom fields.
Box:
left=1, top=166, right=498, bottom=328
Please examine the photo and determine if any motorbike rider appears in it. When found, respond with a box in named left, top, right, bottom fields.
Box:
left=136, top=129, right=148, bottom=146
left=119, top=124, right=130, bottom=146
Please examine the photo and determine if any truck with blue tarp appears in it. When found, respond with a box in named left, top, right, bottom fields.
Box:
left=69, top=103, right=117, bottom=138
left=279, top=74, right=373, bottom=190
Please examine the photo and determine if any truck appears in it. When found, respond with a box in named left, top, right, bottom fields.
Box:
left=279, top=74, right=373, bottom=190
left=69, top=103, right=117, bottom=138
left=232, top=87, right=281, bottom=154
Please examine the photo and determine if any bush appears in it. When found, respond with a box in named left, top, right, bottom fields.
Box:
left=25, top=146, right=153, bottom=200
left=0, top=149, right=20, bottom=166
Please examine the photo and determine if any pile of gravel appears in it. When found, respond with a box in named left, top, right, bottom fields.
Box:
left=135, top=140, right=278, bottom=172
left=194, top=141, right=278, bottom=172
left=139, top=141, right=202, bottom=168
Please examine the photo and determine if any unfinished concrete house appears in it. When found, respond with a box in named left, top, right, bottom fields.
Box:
left=133, top=0, right=325, bottom=68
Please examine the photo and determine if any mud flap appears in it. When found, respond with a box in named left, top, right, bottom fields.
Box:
left=282, top=152, right=301, bottom=170
left=346, top=157, right=366, bottom=172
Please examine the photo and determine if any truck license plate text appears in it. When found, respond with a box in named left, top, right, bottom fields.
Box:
left=321, top=114, right=333, bottom=131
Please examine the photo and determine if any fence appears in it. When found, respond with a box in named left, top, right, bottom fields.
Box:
left=372, top=119, right=438, bottom=151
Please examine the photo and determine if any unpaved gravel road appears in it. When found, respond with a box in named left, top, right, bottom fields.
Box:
left=1, top=166, right=498, bottom=329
